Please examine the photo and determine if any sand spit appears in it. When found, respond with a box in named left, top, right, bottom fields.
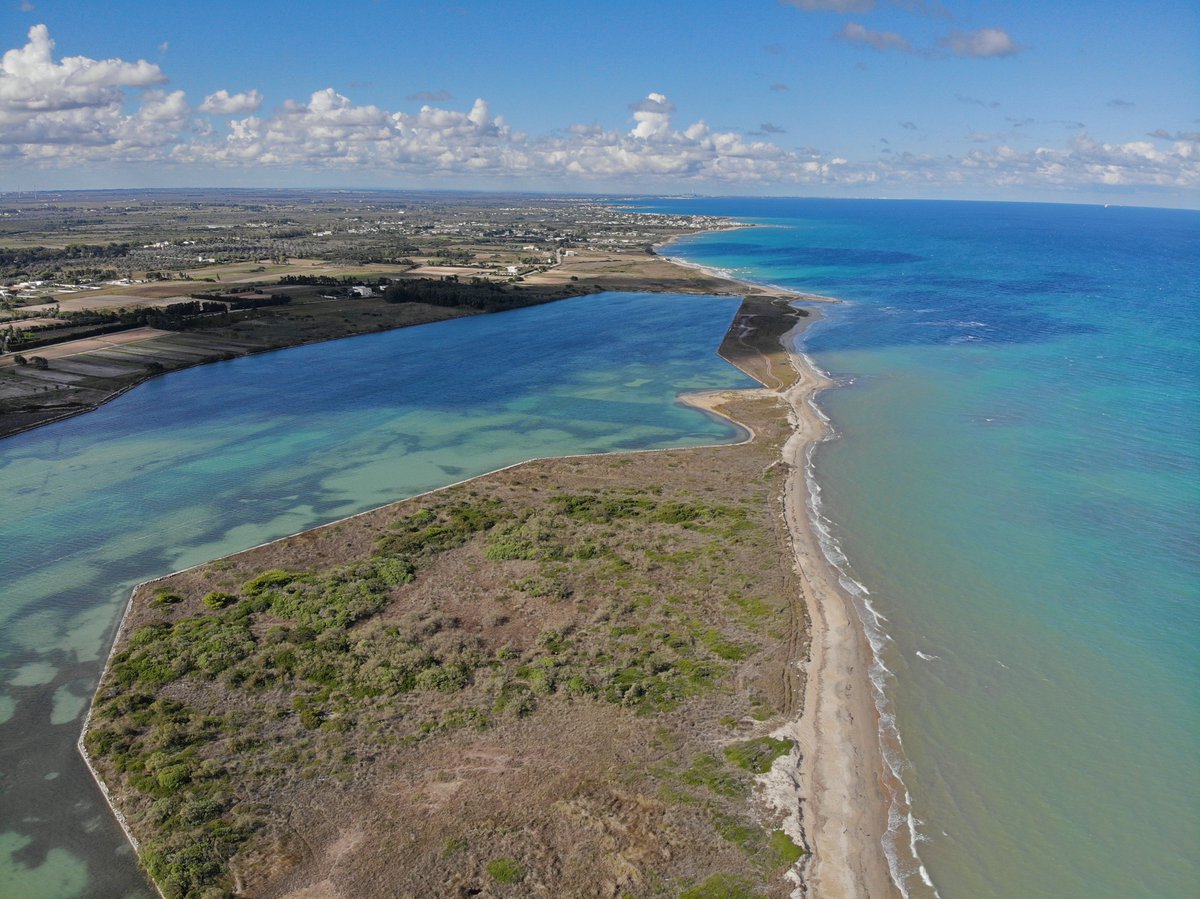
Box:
left=768, top=330, right=899, bottom=899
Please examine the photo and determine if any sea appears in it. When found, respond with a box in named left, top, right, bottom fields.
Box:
left=1, top=200, right=1196, bottom=899
left=641, top=197, right=1200, bottom=898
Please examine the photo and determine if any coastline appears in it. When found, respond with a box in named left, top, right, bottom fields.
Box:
left=74, top=231, right=897, bottom=897
left=661, top=227, right=900, bottom=896
left=662, top=229, right=900, bottom=893
left=654, top=226, right=843, bottom=307
left=770, top=333, right=899, bottom=899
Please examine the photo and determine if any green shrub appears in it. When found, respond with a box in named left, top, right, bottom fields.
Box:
left=678, top=873, right=764, bottom=899
left=243, top=569, right=299, bottom=597
left=156, top=764, right=191, bottom=792
left=202, top=591, right=237, bottom=610
left=486, top=857, right=525, bottom=884
left=681, top=752, right=748, bottom=797
left=373, top=557, right=415, bottom=586
left=768, top=829, right=805, bottom=867
left=414, top=664, right=468, bottom=692
left=152, top=591, right=183, bottom=608
left=723, top=737, right=793, bottom=774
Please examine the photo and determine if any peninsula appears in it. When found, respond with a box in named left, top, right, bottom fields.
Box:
left=3, top=191, right=892, bottom=897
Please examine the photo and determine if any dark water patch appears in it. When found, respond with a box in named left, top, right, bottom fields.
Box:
left=806, top=304, right=1102, bottom=352
left=678, top=240, right=924, bottom=267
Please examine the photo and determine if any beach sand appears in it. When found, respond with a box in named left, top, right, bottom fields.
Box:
left=714, top=299, right=898, bottom=898
left=771, top=333, right=899, bottom=898
left=683, top=284, right=899, bottom=897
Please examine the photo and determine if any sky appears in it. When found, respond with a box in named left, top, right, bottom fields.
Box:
left=1, top=0, right=1198, bottom=207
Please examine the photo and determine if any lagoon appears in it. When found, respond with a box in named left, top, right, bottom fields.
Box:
left=0, top=291, right=755, bottom=898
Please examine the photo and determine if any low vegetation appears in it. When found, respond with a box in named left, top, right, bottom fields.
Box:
left=86, top=387, right=809, bottom=898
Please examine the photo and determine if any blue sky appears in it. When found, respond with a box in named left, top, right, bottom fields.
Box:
left=2, top=0, right=1198, bottom=206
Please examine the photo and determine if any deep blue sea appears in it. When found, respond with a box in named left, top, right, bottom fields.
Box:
left=0, top=292, right=754, bottom=898
left=637, top=198, right=1200, bottom=898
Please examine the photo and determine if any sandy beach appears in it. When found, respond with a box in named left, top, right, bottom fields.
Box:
left=673, top=255, right=899, bottom=896
left=770, top=328, right=899, bottom=898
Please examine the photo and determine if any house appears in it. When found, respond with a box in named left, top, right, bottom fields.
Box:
left=349, top=285, right=374, bottom=298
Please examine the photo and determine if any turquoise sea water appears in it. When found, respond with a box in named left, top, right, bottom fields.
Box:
left=0, top=292, right=754, bottom=898
left=644, top=199, right=1200, bottom=898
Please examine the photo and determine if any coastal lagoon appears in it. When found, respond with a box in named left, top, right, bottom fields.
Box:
left=650, top=198, right=1200, bottom=898
left=0, top=292, right=755, bottom=898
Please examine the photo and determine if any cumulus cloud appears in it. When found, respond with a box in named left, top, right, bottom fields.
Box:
left=177, top=90, right=529, bottom=175
left=1, top=27, right=1195, bottom=197
left=200, top=89, right=263, bottom=115
left=629, top=92, right=676, bottom=140
left=0, top=24, right=170, bottom=152
left=838, top=22, right=911, bottom=52
left=407, top=89, right=453, bottom=101
left=940, top=27, right=1018, bottom=58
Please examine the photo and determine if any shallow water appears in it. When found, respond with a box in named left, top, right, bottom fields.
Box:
left=0, top=291, right=754, bottom=898
left=645, top=198, right=1200, bottom=898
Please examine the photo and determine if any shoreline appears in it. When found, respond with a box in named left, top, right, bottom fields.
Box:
left=75, top=230, right=898, bottom=897
left=662, top=228, right=901, bottom=896
left=771, top=333, right=900, bottom=899
left=654, top=226, right=844, bottom=306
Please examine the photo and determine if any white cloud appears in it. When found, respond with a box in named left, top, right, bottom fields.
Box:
left=200, top=89, right=263, bottom=115
left=1, top=27, right=1194, bottom=199
left=940, top=28, right=1018, bottom=58
left=629, top=92, right=676, bottom=140
left=838, top=22, right=911, bottom=52
left=1, top=24, right=164, bottom=111
left=0, top=24, right=170, bottom=151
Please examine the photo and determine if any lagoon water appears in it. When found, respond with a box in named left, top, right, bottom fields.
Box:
left=646, top=198, right=1200, bottom=898
left=0, top=292, right=754, bottom=898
